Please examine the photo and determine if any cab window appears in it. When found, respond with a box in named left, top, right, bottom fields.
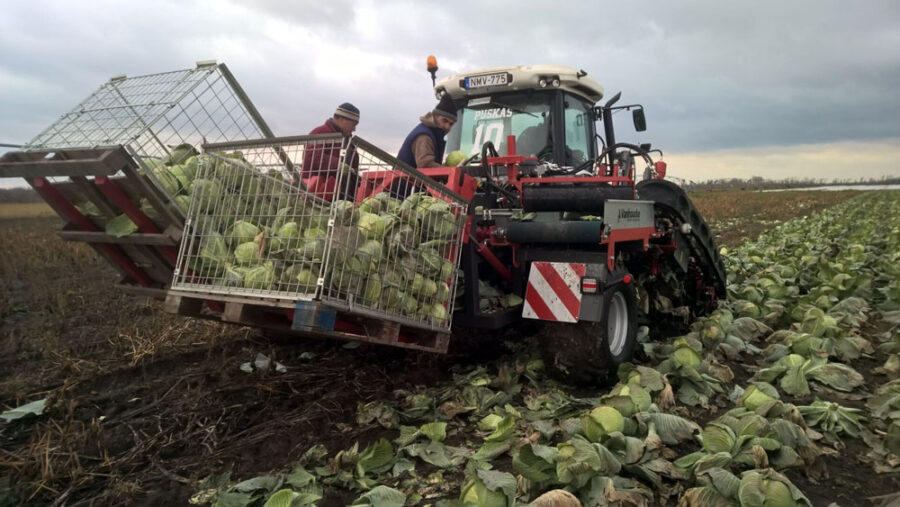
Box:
left=563, top=96, right=592, bottom=166
left=445, top=92, right=553, bottom=158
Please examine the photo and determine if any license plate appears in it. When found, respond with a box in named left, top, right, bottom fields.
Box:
left=464, top=72, right=511, bottom=89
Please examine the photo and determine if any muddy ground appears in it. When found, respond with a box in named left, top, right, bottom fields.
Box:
left=4, top=189, right=896, bottom=506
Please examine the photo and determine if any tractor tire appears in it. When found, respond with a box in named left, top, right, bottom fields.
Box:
left=539, top=283, right=638, bottom=385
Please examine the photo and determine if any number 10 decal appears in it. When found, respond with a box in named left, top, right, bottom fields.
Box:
left=470, top=122, right=505, bottom=155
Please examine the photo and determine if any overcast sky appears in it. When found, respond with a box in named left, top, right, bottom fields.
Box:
left=2, top=0, right=899, bottom=186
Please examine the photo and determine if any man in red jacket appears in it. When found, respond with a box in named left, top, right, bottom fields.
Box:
left=303, top=103, right=360, bottom=200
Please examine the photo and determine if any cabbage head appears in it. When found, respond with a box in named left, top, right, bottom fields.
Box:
left=152, top=167, right=180, bottom=197
left=234, top=242, right=259, bottom=265
left=333, top=200, right=359, bottom=226
left=197, top=233, right=230, bottom=273
left=280, top=264, right=318, bottom=291
left=226, top=220, right=260, bottom=247
left=273, top=221, right=302, bottom=251
left=436, top=281, right=451, bottom=303
left=419, top=278, right=438, bottom=299
left=417, top=249, right=444, bottom=277
left=243, top=262, right=275, bottom=290
left=583, top=406, right=625, bottom=442
left=362, top=273, right=382, bottom=305
left=357, top=240, right=384, bottom=264
left=445, top=150, right=466, bottom=167
left=427, top=303, right=448, bottom=323
left=175, top=195, right=191, bottom=213
left=168, top=164, right=192, bottom=193
left=105, top=214, right=137, bottom=238
left=742, top=382, right=780, bottom=411
left=224, top=264, right=249, bottom=287
left=358, top=212, right=396, bottom=240
left=296, top=239, right=326, bottom=262
left=182, top=155, right=199, bottom=180
left=358, top=193, right=391, bottom=215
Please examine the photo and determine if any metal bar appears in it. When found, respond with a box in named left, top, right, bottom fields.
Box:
left=131, top=68, right=210, bottom=145
left=108, top=80, right=170, bottom=155
left=0, top=158, right=118, bottom=178
left=217, top=63, right=276, bottom=138
left=167, top=289, right=298, bottom=309
left=70, top=176, right=118, bottom=218
left=203, top=133, right=344, bottom=152
left=350, top=136, right=469, bottom=204
left=474, top=241, right=513, bottom=282
left=204, top=71, right=296, bottom=177
left=123, top=145, right=183, bottom=225
left=57, top=230, right=178, bottom=245
left=23, top=80, right=114, bottom=149
left=0, top=146, right=131, bottom=177
left=30, top=176, right=154, bottom=287
left=94, top=175, right=179, bottom=263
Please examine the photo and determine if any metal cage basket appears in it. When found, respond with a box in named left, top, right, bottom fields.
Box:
left=171, top=134, right=469, bottom=332
left=22, top=61, right=272, bottom=225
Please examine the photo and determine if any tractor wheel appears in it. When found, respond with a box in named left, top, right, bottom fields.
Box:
left=539, top=283, right=638, bottom=385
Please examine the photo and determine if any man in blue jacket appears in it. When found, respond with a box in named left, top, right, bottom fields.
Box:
left=392, top=96, right=456, bottom=197
left=397, top=95, right=456, bottom=169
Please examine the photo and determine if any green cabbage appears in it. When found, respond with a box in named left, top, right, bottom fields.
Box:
left=445, top=150, right=466, bottom=167
left=333, top=200, right=358, bottom=225
left=152, top=167, right=180, bottom=197
left=296, top=239, right=326, bottom=262
left=583, top=406, right=625, bottom=442
left=226, top=220, right=260, bottom=247
left=196, top=233, right=230, bottom=274
left=168, top=164, right=192, bottom=192
left=234, top=242, right=259, bottom=265
left=362, top=273, right=382, bottom=305
left=105, top=213, right=137, bottom=238
left=243, top=262, right=275, bottom=290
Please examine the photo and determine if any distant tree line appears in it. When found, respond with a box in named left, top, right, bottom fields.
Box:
left=686, top=175, right=900, bottom=191
left=0, top=187, right=42, bottom=203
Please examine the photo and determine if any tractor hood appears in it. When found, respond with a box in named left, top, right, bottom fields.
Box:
left=435, top=65, right=604, bottom=105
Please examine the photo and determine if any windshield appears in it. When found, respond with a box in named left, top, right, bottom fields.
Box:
left=445, top=91, right=553, bottom=158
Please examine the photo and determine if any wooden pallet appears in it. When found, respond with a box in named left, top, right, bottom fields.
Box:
left=165, top=290, right=450, bottom=353
left=0, top=146, right=183, bottom=297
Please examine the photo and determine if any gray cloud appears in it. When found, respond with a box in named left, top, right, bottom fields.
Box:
left=1, top=0, right=898, bottom=159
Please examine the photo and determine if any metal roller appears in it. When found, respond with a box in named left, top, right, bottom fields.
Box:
left=522, top=185, right=634, bottom=212
left=507, top=221, right=604, bottom=243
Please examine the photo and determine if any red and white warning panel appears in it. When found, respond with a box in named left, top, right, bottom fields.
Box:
left=523, top=262, right=587, bottom=323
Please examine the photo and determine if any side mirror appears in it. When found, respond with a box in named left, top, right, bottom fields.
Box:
left=632, top=108, right=647, bottom=132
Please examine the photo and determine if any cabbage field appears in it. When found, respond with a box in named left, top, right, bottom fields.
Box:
left=1, top=189, right=898, bottom=506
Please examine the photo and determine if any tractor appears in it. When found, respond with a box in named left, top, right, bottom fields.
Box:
left=429, top=63, right=727, bottom=382
left=0, top=61, right=726, bottom=384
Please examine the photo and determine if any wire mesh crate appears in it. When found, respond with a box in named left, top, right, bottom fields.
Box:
left=171, top=134, right=469, bottom=332
left=171, top=134, right=342, bottom=302
left=22, top=61, right=272, bottom=222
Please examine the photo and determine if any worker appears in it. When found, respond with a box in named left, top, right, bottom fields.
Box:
left=392, top=96, right=456, bottom=197
left=397, top=95, right=457, bottom=169
left=302, top=103, right=360, bottom=200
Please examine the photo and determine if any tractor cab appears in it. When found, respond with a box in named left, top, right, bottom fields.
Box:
left=437, top=65, right=604, bottom=168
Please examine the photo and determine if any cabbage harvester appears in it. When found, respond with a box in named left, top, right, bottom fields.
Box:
left=0, top=60, right=726, bottom=382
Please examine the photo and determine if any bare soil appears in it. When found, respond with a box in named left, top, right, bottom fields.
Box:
left=1, top=190, right=893, bottom=506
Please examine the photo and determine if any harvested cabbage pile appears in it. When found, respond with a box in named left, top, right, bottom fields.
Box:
left=179, top=152, right=461, bottom=327
left=97, top=144, right=230, bottom=237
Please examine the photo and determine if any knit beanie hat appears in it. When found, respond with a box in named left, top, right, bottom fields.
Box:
left=433, top=95, right=457, bottom=121
left=335, top=103, right=360, bottom=122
